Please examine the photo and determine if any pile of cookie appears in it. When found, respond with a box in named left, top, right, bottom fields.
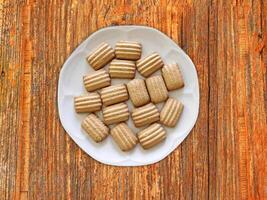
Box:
left=74, top=41, right=184, bottom=151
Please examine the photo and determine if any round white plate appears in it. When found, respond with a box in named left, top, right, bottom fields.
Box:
left=58, top=25, right=199, bottom=166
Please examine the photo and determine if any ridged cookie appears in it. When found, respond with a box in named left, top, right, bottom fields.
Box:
left=115, top=41, right=142, bottom=60
left=132, top=103, right=160, bottom=127
left=81, top=114, right=109, bottom=142
left=87, top=43, right=115, bottom=70
left=83, top=70, right=111, bottom=92
left=103, top=103, right=129, bottom=125
left=126, top=79, right=150, bottom=107
left=162, top=64, right=184, bottom=90
left=111, top=123, right=138, bottom=151
left=146, top=75, right=168, bottom=104
left=100, top=84, right=129, bottom=106
left=160, top=98, right=184, bottom=127
left=138, top=123, right=166, bottom=149
left=109, top=59, right=136, bottom=79
left=136, top=52, right=164, bottom=77
left=74, top=93, right=102, bottom=113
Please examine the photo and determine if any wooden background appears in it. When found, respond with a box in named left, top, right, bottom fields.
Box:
left=0, top=0, right=266, bottom=199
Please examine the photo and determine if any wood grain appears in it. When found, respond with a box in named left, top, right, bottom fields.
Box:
left=0, top=0, right=266, bottom=199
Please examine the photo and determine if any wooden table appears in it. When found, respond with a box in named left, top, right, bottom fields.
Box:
left=0, top=0, right=266, bottom=199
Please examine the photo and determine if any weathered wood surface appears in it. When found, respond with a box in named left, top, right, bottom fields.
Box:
left=0, top=0, right=266, bottom=199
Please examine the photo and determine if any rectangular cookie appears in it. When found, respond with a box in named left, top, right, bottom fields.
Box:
left=137, top=123, right=166, bottom=149
left=115, top=41, right=142, bottom=60
left=160, top=98, right=184, bottom=127
left=162, top=64, right=184, bottom=90
left=83, top=70, right=111, bottom=92
left=146, top=75, right=168, bottom=104
left=111, top=123, right=138, bottom=151
left=131, top=103, right=159, bottom=127
left=136, top=52, right=164, bottom=77
left=100, top=84, right=129, bottom=106
left=109, top=59, right=136, bottom=79
left=126, top=79, right=150, bottom=107
left=102, top=103, right=129, bottom=125
left=87, top=43, right=115, bottom=70
left=74, top=93, right=102, bottom=113
left=81, top=114, right=109, bottom=142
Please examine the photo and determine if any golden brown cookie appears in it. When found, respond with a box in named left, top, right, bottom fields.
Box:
left=83, top=70, right=111, bottom=92
left=145, top=75, right=168, bottom=104
left=110, top=123, right=138, bottom=151
left=126, top=79, right=150, bottom=107
left=162, top=64, right=184, bottom=90
left=74, top=93, right=102, bottom=113
left=115, top=41, right=142, bottom=60
left=102, top=103, right=129, bottom=125
left=137, top=123, right=166, bottom=149
left=136, top=52, right=164, bottom=77
left=109, top=59, right=136, bottom=79
left=100, top=84, right=129, bottom=106
left=132, top=103, right=160, bottom=127
left=87, top=43, right=115, bottom=70
left=160, top=98, right=184, bottom=127
left=81, top=114, right=109, bottom=142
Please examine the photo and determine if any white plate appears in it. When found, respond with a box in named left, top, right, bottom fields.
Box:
left=58, top=26, right=199, bottom=166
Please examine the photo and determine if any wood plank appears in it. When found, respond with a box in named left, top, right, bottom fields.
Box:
left=208, top=0, right=219, bottom=199
left=209, top=1, right=267, bottom=200
left=0, top=0, right=266, bottom=199
left=0, top=0, right=24, bottom=199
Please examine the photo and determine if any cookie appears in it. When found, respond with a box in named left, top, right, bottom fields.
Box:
left=115, top=41, right=142, bottom=60
left=109, top=59, right=136, bottom=79
left=110, top=123, right=138, bottom=151
left=74, top=93, right=102, bottom=113
left=87, top=43, right=115, bottom=70
left=136, top=52, right=164, bottom=77
left=160, top=98, right=184, bottom=127
left=102, top=103, right=129, bottom=125
left=100, top=84, right=129, bottom=106
left=132, top=103, right=160, bottom=127
left=137, top=123, right=166, bottom=149
left=81, top=114, right=109, bottom=142
left=162, top=64, right=184, bottom=90
left=146, top=75, right=168, bottom=104
left=83, top=70, right=111, bottom=92
left=126, top=79, right=150, bottom=107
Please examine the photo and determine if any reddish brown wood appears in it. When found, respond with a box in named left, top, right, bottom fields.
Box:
left=0, top=0, right=266, bottom=199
